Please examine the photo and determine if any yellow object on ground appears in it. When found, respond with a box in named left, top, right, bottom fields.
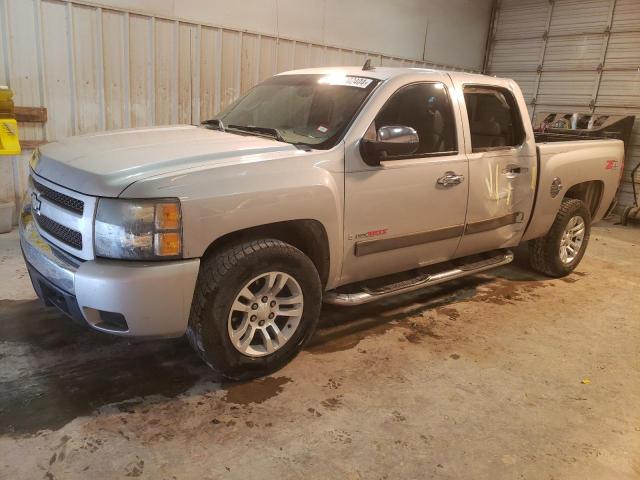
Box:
left=0, top=118, right=21, bottom=155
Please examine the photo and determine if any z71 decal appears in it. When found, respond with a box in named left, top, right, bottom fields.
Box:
left=605, top=159, right=619, bottom=170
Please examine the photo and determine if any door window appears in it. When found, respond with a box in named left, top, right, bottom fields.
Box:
left=373, top=82, right=457, bottom=158
left=463, top=86, right=525, bottom=152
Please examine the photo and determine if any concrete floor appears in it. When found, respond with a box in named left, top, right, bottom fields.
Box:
left=0, top=221, right=638, bottom=479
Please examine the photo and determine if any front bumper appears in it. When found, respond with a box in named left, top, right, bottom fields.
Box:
left=19, top=209, right=200, bottom=338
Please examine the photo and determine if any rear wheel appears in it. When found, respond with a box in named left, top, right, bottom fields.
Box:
left=529, top=198, right=591, bottom=277
left=187, top=239, right=322, bottom=380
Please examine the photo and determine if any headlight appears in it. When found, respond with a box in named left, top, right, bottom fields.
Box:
left=94, top=198, right=182, bottom=260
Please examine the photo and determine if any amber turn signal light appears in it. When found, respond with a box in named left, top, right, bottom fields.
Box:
left=154, top=232, right=182, bottom=257
left=155, top=202, right=181, bottom=230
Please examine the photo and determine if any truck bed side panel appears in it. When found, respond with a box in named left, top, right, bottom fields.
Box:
left=522, top=139, right=624, bottom=242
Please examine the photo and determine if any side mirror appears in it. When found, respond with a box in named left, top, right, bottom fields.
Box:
left=360, top=125, right=419, bottom=166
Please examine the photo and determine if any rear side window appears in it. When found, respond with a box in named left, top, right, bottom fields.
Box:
left=463, top=86, right=525, bottom=152
left=374, top=82, right=457, bottom=157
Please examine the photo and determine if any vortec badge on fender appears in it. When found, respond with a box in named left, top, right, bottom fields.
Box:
left=354, top=228, right=388, bottom=240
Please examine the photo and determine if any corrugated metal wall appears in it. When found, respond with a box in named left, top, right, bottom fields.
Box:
left=486, top=0, right=640, bottom=209
left=0, top=0, right=477, bottom=221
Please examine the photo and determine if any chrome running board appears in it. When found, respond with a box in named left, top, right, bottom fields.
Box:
left=324, top=250, right=514, bottom=306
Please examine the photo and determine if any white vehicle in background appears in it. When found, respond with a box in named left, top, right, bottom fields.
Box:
left=20, top=65, right=624, bottom=379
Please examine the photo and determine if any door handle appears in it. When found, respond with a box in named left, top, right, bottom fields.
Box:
left=502, top=165, right=529, bottom=177
left=437, top=171, right=465, bottom=187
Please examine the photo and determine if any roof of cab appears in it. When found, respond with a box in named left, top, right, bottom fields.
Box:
left=277, top=66, right=498, bottom=84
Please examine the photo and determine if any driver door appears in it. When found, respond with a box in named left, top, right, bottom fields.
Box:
left=341, top=80, right=469, bottom=285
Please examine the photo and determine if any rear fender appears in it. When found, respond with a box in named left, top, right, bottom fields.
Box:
left=522, top=140, right=623, bottom=241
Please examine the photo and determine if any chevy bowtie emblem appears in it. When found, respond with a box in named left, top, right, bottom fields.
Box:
left=31, top=193, right=41, bottom=214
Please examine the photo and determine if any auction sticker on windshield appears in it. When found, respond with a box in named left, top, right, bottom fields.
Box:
left=319, top=75, right=373, bottom=88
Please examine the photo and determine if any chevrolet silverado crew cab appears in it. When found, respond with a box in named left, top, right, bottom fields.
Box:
left=20, top=66, right=624, bottom=379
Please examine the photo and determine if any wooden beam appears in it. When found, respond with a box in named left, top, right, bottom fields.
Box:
left=14, top=107, right=47, bottom=123
left=20, top=140, right=47, bottom=150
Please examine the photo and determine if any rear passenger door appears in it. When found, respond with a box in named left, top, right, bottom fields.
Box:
left=454, top=84, right=536, bottom=257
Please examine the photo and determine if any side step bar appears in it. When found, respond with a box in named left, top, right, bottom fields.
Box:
left=324, top=250, right=514, bottom=306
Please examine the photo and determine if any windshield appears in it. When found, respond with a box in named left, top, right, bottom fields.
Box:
left=208, top=74, right=379, bottom=149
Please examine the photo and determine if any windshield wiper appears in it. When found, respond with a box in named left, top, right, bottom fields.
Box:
left=226, top=124, right=285, bottom=142
left=203, top=121, right=308, bottom=148
left=201, top=119, right=225, bottom=131
left=291, top=142, right=313, bottom=151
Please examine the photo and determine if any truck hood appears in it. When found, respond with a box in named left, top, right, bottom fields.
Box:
left=34, top=125, right=298, bottom=197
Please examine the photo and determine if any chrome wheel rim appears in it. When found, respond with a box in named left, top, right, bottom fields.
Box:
left=559, top=215, right=585, bottom=265
left=227, top=271, right=304, bottom=358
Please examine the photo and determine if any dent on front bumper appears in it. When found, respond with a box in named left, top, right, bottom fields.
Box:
left=19, top=209, right=200, bottom=338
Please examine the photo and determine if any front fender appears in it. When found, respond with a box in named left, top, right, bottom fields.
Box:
left=121, top=147, right=345, bottom=288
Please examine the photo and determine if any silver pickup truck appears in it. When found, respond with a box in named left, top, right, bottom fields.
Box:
left=20, top=66, right=624, bottom=379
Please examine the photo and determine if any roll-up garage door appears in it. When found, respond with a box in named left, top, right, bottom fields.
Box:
left=486, top=0, right=640, bottom=209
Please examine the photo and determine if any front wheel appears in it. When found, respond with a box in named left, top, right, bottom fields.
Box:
left=187, top=239, right=322, bottom=380
left=528, top=198, right=591, bottom=277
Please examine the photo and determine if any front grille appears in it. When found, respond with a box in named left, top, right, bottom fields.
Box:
left=32, top=178, right=84, bottom=214
left=35, top=213, right=83, bottom=250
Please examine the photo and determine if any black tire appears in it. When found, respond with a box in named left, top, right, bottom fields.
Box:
left=528, top=198, right=591, bottom=278
left=187, top=239, right=322, bottom=380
